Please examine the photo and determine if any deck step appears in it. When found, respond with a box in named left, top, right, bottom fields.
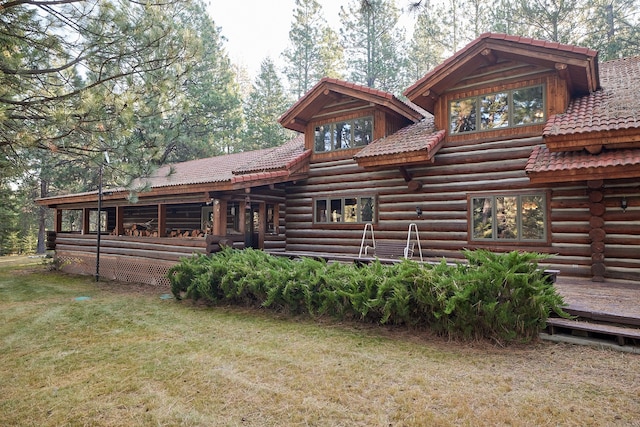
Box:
left=547, top=317, right=640, bottom=346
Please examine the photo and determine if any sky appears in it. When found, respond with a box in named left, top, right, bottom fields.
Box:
left=207, top=0, right=415, bottom=79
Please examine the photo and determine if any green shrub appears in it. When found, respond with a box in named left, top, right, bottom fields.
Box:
left=167, top=248, right=567, bottom=343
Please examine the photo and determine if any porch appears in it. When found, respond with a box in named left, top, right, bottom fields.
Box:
left=544, top=277, right=640, bottom=350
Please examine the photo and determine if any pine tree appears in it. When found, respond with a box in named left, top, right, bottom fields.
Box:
left=317, top=26, right=345, bottom=81
left=339, top=0, right=408, bottom=93
left=243, top=58, right=294, bottom=151
left=582, top=0, right=640, bottom=61
left=408, top=7, right=446, bottom=80
left=283, top=0, right=331, bottom=98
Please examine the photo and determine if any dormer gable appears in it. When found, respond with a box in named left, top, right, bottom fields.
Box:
left=404, top=33, right=600, bottom=115
left=278, top=78, right=424, bottom=160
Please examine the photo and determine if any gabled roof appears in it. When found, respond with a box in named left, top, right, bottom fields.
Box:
left=353, top=118, right=445, bottom=168
left=404, top=33, right=599, bottom=113
left=525, top=145, right=640, bottom=184
left=279, top=78, right=425, bottom=132
left=37, top=135, right=309, bottom=206
left=543, top=56, right=640, bottom=152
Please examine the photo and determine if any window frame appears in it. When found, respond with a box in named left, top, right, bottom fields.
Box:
left=449, top=84, right=545, bottom=135
left=468, top=191, right=549, bottom=244
left=314, top=116, right=374, bottom=153
left=313, top=195, right=377, bottom=225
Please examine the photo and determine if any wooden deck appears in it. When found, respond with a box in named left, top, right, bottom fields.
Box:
left=548, top=277, right=640, bottom=347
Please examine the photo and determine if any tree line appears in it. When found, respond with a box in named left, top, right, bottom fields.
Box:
left=0, top=0, right=638, bottom=255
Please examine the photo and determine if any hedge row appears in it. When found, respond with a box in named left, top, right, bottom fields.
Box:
left=168, top=248, right=568, bottom=343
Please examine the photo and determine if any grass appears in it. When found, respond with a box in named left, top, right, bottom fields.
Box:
left=0, top=260, right=639, bottom=426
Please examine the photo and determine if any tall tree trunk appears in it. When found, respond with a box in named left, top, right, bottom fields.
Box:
left=36, top=179, right=47, bottom=254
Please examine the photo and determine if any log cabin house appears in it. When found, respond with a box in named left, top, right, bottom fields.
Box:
left=37, top=33, right=640, bottom=286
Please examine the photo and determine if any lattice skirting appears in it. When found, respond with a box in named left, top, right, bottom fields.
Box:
left=56, top=251, right=176, bottom=286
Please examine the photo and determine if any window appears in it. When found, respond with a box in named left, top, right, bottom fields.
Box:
left=60, top=209, right=83, bottom=232
left=266, top=204, right=276, bottom=234
left=314, top=116, right=373, bottom=152
left=471, top=194, right=546, bottom=242
left=450, top=85, right=544, bottom=134
left=314, top=196, right=376, bottom=224
left=89, top=210, right=107, bottom=233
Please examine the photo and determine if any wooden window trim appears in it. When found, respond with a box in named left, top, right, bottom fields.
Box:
left=312, top=115, right=374, bottom=154
left=449, top=84, right=546, bottom=136
left=466, top=190, right=551, bottom=246
left=312, top=194, right=378, bottom=227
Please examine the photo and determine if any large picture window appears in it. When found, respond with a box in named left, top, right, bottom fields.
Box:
left=471, top=193, right=546, bottom=242
left=450, top=85, right=544, bottom=134
left=314, top=196, right=375, bottom=224
left=314, top=116, right=373, bottom=152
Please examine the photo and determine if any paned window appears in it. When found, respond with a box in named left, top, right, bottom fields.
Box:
left=89, top=210, right=107, bottom=233
left=450, top=85, right=544, bottom=134
left=60, top=209, right=83, bottom=232
left=314, top=116, right=373, bottom=152
left=471, top=194, right=546, bottom=242
left=314, top=196, right=376, bottom=224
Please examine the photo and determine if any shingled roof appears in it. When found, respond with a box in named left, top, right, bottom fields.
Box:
left=37, top=135, right=309, bottom=206
left=353, top=118, right=445, bottom=168
left=543, top=56, right=640, bottom=147
left=529, top=56, right=640, bottom=182
left=526, top=145, right=640, bottom=183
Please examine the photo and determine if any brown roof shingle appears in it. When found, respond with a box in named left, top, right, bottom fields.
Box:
left=544, top=56, right=640, bottom=137
left=525, top=145, right=640, bottom=183
left=354, top=118, right=443, bottom=160
left=132, top=134, right=307, bottom=190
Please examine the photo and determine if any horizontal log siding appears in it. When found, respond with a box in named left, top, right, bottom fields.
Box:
left=602, top=180, right=640, bottom=280
left=284, top=136, right=640, bottom=280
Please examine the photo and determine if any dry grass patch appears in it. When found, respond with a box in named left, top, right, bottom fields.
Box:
left=0, top=263, right=638, bottom=426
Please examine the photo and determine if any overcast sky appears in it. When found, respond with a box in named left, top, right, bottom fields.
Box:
left=207, top=0, right=415, bottom=79
left=207, top=0, right=345, bottom=78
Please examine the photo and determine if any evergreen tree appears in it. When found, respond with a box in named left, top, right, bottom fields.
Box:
left=317, top=26, right=345, bottom=81
left=283, top=0, right=332, bottom=98
left=0, top=182, right=19, bottom=255
left=0, top=0, right=198, bottom=166
left=509, top=0, right=584, bottom=43
left=339, top=0, right=408, bottom=93
left=408, top=6, right=445, bottom=80
left=582, top=0, right=640, bottom=61
left=243, top=58, right=294, bottom=151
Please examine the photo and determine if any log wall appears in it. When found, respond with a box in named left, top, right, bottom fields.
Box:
left=284, top=136, right=640, bottom=281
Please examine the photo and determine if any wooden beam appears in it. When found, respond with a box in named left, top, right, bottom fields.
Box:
left=213, top=199, right=226, bottom=236
left=480, top=48, right=497, bottom=65
left=83, top=208, right=90, bottom=235
left=115, top=206, right=124, bottom=236
left=158, top=204, right=167, bottom=237
left=55, top=208, right=62, bottom=233
left=555, top=62, right=573, bottom=92
left=399, top=166, right=412, bottom=182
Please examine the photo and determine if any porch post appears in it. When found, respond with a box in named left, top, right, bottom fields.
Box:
left=115, top=206, right=124, bottom=236
left=213, top=199, right=227, bottom=236
left=82, top=208, right=90, bottom=235
left=55, top=208, right=62, bottom=233
left=158, top=204, right=167, bottom=237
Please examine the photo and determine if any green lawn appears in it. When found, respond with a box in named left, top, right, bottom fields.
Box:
left=1, top=261, right=638, bottom=426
